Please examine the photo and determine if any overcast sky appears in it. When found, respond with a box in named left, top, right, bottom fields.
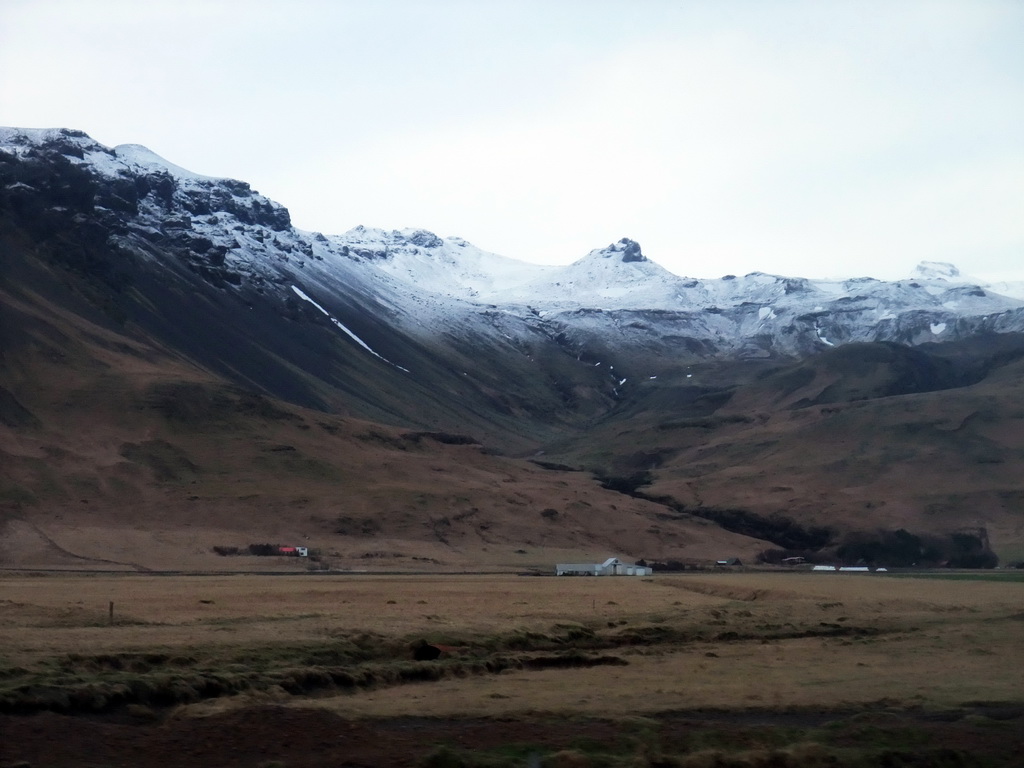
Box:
left=2, top=0, right=1022, bottom=282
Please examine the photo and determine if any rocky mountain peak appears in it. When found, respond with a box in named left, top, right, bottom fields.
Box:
left=405, top=229, right=444, bottom=249
left=0, top=127, right=93, bottom=156
left=911, top=261, right=961, bottom=282
left=596, top=238, right=646, bottom=263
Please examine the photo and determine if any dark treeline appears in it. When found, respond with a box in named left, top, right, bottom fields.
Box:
left=759, top=528, right=997, bottom=568
left=595, top=471, right=834, bottom=551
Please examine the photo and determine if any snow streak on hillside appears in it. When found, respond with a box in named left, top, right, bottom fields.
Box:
left=291, top=286, right=409, bottom=372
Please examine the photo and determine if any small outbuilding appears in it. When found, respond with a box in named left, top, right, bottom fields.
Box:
left=556, top=557, right=652, bottom=576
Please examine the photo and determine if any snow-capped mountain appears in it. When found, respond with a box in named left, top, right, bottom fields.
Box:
left=909, top=260, right=1024, bottom=301
left=3, top=126, right=1024, bottom=432
left=7, top=128, right=1024, bottom=566
left=325, top=222, right=1024, bottom=321
left=328, top=225, right=554, bottom=300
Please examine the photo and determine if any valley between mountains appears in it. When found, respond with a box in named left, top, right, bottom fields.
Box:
left=2, top=127, right=1023, bottom=571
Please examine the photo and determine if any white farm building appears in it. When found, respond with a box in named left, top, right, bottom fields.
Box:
left=556, top=557, right=652, bottom=576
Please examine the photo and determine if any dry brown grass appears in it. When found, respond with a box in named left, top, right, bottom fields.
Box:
left=331, top=625, right=1022, bottom=719
left=296, top=572, right=1024, bottom=718
left=2, top=571, right=1021, bottom=720
left=0, top=573, right=720, bottom=659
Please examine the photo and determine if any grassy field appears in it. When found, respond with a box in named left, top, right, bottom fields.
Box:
left=2, top=570, right=1023, bottom=766
left=883, top=571, right=1024, bottom=582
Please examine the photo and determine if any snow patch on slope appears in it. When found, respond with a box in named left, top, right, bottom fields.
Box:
left=291, top=286, right=409, bottom=372
left=912, top=261, right=963, bottom=282
left=329, top=226, right=551, bottom=299
left=113, top=143, right=219, bottom=181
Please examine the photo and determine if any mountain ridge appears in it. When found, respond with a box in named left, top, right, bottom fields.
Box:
left=2, top=127, right=1023, bottom=569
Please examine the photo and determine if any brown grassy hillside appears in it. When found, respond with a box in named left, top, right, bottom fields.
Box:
left=544, top=340, right=1024, bottom=562
left=0, top=262, right=763, bottom=570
